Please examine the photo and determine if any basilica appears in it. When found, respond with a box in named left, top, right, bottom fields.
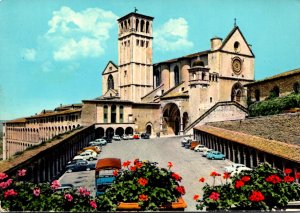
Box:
left=3, top=11, right=256, bottom=159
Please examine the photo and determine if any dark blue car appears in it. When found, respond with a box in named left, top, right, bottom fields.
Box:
left=65, top=160, right=95, bottom=173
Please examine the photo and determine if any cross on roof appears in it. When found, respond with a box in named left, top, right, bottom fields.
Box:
left=234, top=18, right=237, bottom=27
left=134, top=7, right=138, bottom=13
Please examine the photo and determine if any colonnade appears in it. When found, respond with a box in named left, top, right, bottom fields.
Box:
left=194, top=129, right=300, bottom=178
left=2, top=125, right=95, bottom=183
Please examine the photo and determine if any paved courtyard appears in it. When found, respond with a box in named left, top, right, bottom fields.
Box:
left=60, top=136, right=232, bottom=211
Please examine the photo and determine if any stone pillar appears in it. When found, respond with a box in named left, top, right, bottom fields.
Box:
left=237, top=148, right=241, bottom=164
left=255, top=151, right=260, bottom=166
left=250, top=151, right=254, bottom=168
left=243, top=150, right=247, bottom=166
left=180, top=116, right=184, bottom=135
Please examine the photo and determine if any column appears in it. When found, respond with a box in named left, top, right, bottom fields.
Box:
left=255, top=151, right=260, bottom=166
left=179, top=116, right=184, bottom=135
left=250, top=152, right=254, bottom=168
left=237, top=147, right=241, bottom=164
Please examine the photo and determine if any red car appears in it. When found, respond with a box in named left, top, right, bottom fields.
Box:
left=133, top=134, right=140, bottom=139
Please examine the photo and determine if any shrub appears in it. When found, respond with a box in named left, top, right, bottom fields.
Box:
left=194, top=163, right=300, bottom=210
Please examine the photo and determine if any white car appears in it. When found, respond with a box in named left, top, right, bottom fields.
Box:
left=73, top=150, right=97, bottom=161
left=89, top=138, right=107, bottom=146
left=112, top=135, right=121, bottom=141
left=224, top=163, right=246, bottom=173
left=122, top=134, right=130, bottom=140
left=194, top=145, right=207, bottom=152
left=231, top=166, right=252, bottom=177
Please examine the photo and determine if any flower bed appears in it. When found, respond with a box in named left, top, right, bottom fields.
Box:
left=194, top=163, right=300, bottom=210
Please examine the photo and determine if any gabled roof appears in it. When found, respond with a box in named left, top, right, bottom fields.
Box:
left=160, top=82, right=189, bottom=100
left=220, top=26, right=255, bottom=57
left=102, top=61, right=118, bottom=75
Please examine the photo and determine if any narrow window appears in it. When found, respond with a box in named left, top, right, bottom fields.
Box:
left=103, top=105, right=108, bottom=123
left=120, top=106, right=124, bottom=123
left=111, top=105, right=116, bottom=123
left=107, top=74, right=114, bottom=90
left=174, top=66, right=180, bottom=86
left=255, top=89, right=260, bottom=101
left=293, top=82, right=300, bottom=93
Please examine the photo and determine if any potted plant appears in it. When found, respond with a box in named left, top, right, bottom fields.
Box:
left=194, top=163, right=300, bottom=211
left=98, top=159, right=187, bottom=211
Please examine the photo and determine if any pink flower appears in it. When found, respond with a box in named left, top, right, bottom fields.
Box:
left=51, top=180, right=61, bottom=190
left=0, top=173, right=8, bottom=181
left=4, top=189, right=18, bottom=199
left=33, top=188, right=40, bottom=197
left=17, top=169, right=27, bottom=177
left=167, top=162, right=173, bottom=169
left=90, top=200, right=97, bottom=209
left=64, top=193, right=73, bottom=202
left=0, top=179, right=13, bottom=189
left=78, top=187, right=90, bottom=197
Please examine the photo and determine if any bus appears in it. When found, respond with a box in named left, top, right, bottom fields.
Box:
left=95, top=158, right=121, bottom=196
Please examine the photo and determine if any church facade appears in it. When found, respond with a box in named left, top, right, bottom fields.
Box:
left=81, top=11, right=254, bottom=137
left=3, top=11, right=255, bottom=159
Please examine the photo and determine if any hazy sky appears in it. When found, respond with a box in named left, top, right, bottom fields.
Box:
left=0, top=0, right=300, bottom=120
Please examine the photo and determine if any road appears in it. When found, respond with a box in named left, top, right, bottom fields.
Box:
left=59, top=136, right=232, bottom=211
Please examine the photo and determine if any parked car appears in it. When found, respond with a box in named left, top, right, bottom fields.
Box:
left=194, top=144, right=207, bottom=152
left=190, top=141, right=200, bottom=150
left=206, top=151, right=225, bottom=160
left=112, top=135, right=121, bottom=141
left=231, top=166, right=252, bottom=177
left=65, top=160, right=96, bottom=173
left=67, top=158, right=88, bottom=165
left=89, top=138, right=107, bottom=146
left=141, top=133, right=150, bottom=139
left=181, top=137, right=192, bottom=146
left=128, top=134, right=134, bottom=139
left=202, top=149, right=214, bottom=157
left=133, top=134, right=140, bottom=139
left=224, top=163, right=246, bottom=173
left=77, top=146, right=101, bottom=155
left=73, top=150, right=97, bottom=161
left=122, top=134, right=130, bottom=140
left=102, top=136, right=112, bottom=143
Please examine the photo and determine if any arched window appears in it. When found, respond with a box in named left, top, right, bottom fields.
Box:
left=255, top=89, right=260, bottom=101
left=231, top=83, right=243, bottom=102
left=174, top=66, right=180, bottom=86
left=107, top=74, right=114, bottom=90
left=119, top=106, right=124, bottom=123
left=103, top=105, right=108, bottom=123
left=146, top=21, right=149, bottom=33
left=135, top=19, right=139, bottom=32
left=141, top=20, right=145, bottom=32
left=154, top=69, right=160, bottom=87
left=270, top=86, right=280, bottom=98
left=234, top=41, right=240, bottom=52
left=111, top=105, right=116, bottom=123
left=293, top=82, right=300, bottom=93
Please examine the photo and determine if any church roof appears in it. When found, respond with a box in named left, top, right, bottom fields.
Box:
left=117, top=12, right=154, bottom=22
left=245, top=68, right=300, bottom=86
left=6, top=117, right=27, bottom=124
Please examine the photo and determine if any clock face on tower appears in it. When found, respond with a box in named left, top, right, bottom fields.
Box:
left=232, top=57, right=242, bottom=74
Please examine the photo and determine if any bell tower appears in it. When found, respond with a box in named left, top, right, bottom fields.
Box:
left=117, top=11, right=154, bottom=102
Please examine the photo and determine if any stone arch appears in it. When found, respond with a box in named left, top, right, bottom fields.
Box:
left=125, top=127, right=133, bottom=135
left=95, top=127, right=105, bottom=138
left=146, top=122, right=152, bottom=135
left=106, top=127, right=114, bottom=139
left=231, top=82, right=243, bottom=102
left=115, top=127, right=124, bottom=136
left=162, top=103, right=181, bottom=135
left=108, top=74, right=114, bottom=90
left=293, top=82, right=299, bottom=93
left=182, top=112, right=189, bottom=130
left=135, top=19, right=139, bottom=31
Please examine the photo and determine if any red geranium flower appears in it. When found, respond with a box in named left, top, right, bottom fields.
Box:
left=138, top=177, right=148, bottom=186
left=265, top=174, right=281, bottom=184
left=135, top=161, right=143, bottom=169
left=295, top=172, right=300, bottom=179
left=241, top=176, right=251, bottom=182
left=167, top=162, right=173, bottom=169
left=0, top=173, right=8, bottom=181
left=130, top=166, right=137, bottom=171
left=176, top=186, right=185, bottom=195
left=122, top=160, right=131, bottom=167
left=90, top=200, right=97, bottom=209
left=235, top=180, right=245, bottom=189
left=284, top=168, right=292, bottom=174
left=17, top=169, right=27, bottom=177
left=223, top=172, right=230, bottom=179
left=64, top=193, right=73, bottom=202
left=4, top=189, right=17, bottom=199
left=113, top=169, right=118, bottom=176
left=199, top=177, right=205, bottom=182
left=284, top=176, right=295, bottom=183
left=139, top=194, right=148, bottom=201
left=210, top=171, right=220, bottom=177
left=209, top=192, right=220, bottom=201
left=249, top=191, right=265, bottom=202
left=193, top=194, right=200, bottom=201
left=172, top=173, right=182, bottom=181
